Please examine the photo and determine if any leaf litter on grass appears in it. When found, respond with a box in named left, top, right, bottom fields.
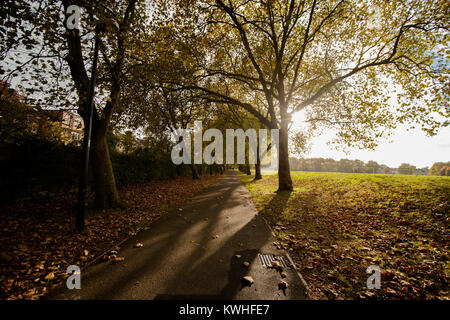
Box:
left=241, top=172, right=450, bottom=300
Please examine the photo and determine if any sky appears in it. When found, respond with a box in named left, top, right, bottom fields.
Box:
left=291, top=112, right=450, bottom=169
left=288, top=29, right=450, bottom=169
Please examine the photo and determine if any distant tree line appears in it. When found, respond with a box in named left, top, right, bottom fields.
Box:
left=288, top=157, right=435, bottom=175
left=429, top=162, right=450, bottom=176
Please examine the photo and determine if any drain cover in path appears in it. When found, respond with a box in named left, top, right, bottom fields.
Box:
left=258, top=254, right=289, bottom=268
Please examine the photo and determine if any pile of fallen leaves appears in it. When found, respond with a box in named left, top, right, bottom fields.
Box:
left=0, top=174, right=219, bottom=300
left=242, top=172, right=449, bottom=300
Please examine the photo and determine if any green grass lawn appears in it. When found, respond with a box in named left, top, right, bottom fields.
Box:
left=240, top=171, right=450, bottom=299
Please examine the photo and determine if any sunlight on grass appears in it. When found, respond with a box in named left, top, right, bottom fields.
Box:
left=239, top=170, right=450, bottom=299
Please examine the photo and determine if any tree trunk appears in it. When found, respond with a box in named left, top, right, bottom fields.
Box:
left=277, top=120, right=293, bottom=191
left=255, top=162, right=262, bottom=180
left=175, top=165, right=182, bottom=176
left=91, top=130, right=120, bottom=209
left=254, top=135, right=262, bottom=180
left=190, top=163, right=200, bottom=179
left=245, top=142, right=251, bottom=175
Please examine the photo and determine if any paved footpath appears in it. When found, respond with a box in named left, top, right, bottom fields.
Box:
left=46, top=171, right=306, bottom=300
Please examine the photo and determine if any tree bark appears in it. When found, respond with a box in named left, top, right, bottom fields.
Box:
left=254, top=162, right=262, bottom=180
left=254, top=135, right=262, bottom=180
left=190, top=163, right=200, bottom=179
left=277, top=122, right=293, bottom=191
left=245, top=141, right=251, bottom=175
left=91, top=129, right=120, bottom=209
left=175, top=165, right=182, bottom=176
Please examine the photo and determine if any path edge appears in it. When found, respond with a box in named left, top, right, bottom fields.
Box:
left=238, top=173, right=310, bottom=296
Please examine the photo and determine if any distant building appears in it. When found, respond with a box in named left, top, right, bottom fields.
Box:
left=59, top=111, right=84, bottom=143
left=415, top=168, right=428, bottom=176
left=43, top=110, right=84, bottom=144
left=1, top=81, right=84, bottom=144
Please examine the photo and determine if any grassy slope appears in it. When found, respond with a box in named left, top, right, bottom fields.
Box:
left=240, top=171, right=449, bottom=299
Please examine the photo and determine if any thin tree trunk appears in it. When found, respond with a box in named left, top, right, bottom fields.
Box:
left=255, top=162, right=262, bottom=180
left=254, top=134, right=262, bottom=180
left=190, top=163, right=200, bottom=179
left=245, top=141, right=251, bottom=175
left=175, top=165, right=182, bottom=176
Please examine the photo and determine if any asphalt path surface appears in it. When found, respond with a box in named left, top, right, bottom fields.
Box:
left=46, top=171, right=306, bottom=300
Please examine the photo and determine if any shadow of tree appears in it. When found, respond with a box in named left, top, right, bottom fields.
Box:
left=259, top=190, right=292, bottom=226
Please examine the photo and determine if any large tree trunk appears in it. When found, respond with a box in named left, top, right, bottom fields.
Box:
left=91, top=129, right=120, bottom=209
left=277, top=120, right=293, bottom=191
left=63, top=0, right=139, bottom=212
left=190, top=163, right=200, bottom=179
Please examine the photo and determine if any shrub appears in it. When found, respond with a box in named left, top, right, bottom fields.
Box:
left=0, top=138, right=192, bottom=204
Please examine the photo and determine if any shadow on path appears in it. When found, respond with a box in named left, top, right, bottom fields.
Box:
left=45, top=172, right=306, bottom=300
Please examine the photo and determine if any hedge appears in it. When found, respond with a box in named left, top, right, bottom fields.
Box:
left=0, top=137, right=193, bottom=204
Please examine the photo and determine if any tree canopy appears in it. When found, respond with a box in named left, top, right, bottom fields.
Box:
left=1, top=0, right=448, bottom=195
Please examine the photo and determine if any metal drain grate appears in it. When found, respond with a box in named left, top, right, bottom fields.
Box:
left=258, top=254, right=288, bottom=268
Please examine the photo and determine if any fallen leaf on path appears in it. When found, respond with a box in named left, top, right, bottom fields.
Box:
left=242, top=276, right=254, bottom=286
left=242, top=261, right=250, bottom=267
left=271, top=261, right=283, bottom=271
left=111, top=257, right=125, bottom=263
left=278, top=280, right=288, bottom=289
left=134, top=243, right=143, bottom=248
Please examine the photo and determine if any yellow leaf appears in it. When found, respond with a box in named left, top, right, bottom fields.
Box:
left=44, top=272, right=55, bottom=280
